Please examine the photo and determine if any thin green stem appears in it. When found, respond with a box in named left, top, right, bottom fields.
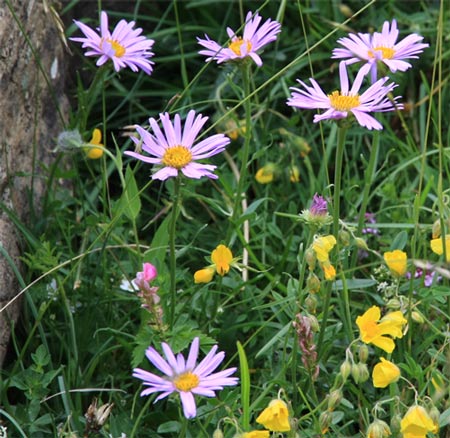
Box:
left=318, top=126, right=347, bottom=357
left=227, top=63, right=252, bottom=243
left=169, top=177, right=182, bottom=329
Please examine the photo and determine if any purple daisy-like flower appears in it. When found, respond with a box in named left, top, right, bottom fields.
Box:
left=197, top=11, right=281, bottom=67
left=310, top=193, right=328, bottom=216
left=124, top=110, right=230, bottom=181
left=287, top=62, right=402, bottom=130
left=132, top=337, right=238, bottom=419
left=332, top=19, right=428, bottom=82
left=70, top=11, right=155, bottom=74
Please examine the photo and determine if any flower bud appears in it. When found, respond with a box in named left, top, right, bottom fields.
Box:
left=390, top=414, right=402, bottom=434
left=304, top=294, right=317, bottom=314
left=428, top=406, right=440, bottom=426
left=306, top=272, right=321, bottom=294
left=339, top=230, right=350, bottom=246
left=304, top=248, right=317, bottom=270
left=308, top=314, right=320, bottom=332
left=432, top=219, right=441, bottom=239
left=366, top=419, right=391, bottom=438
left=386, top=298, right=401, bottom=310
left=411, top=310, right=425, bottom=324
left=327, top=389, right=342, bottom=411
left=213, top=428, right=224, bottom=438
left=319, top=411, right=333, bottom=434
left=340, top=360, right=352, bottom=381
left=358, top=344, right=369, bottom=363
left=355, top=237, right=369, bottom=251
left=352, top=362, right=369, bottom=383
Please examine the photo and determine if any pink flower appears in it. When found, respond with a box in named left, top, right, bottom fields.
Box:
left=197, top=11, right=281, bottom=66
left=125, top=110, right=230, bottom=181
left=287, top=62, right=402, bottom=130
left=70, top=11, right=155, bottom=74
left=137, top=263, right=157, bottom=283
left=332, top=19, right=428, bottom=82
left=133, top=337, right=238, bottom=418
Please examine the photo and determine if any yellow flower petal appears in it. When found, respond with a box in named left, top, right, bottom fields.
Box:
left=211, top=244, right=233, bottom=276
left=255, top=164, right=276, bottom=184
left=401, top=405, right=438, bottom=438
left=86, top=128, right=104, bottom=159
left=242, top=431, right=270, bottom=438
left=383, top=249, right=407, bottom=276
left=322, top=261, right=336, bottom=280
left=372, top=357, right=400, bottom=388
left=430, top=235, right=450, bottom=262
left=312, top=235, right=337, bottom=262
left=194, top=267, right=215, bottom=284
left=256, top=399, right=291, bottom=432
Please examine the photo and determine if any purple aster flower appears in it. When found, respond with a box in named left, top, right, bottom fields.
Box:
left=287, top=62, right=402, bottom=130
left=132, top=337, right=238, bottom=418
left=310, top=193, right=328, bottom=216
left=332, top=19, right=428, bottom=82
left=124, top=110, right=230, bottom=181
left=70, top=11, right=155, bottom=74
left=197, top=11, right=281, bottom=67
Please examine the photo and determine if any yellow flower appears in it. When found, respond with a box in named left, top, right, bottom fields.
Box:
left=400, top=405, right=439, bottom=438
left=312, top=235, right=337, bottom=263
left=356, top=306, right=407, bottom=353
left=194, top=267, right=215, bottom=284
left=211, top=244, right=233, bottom=276
left=372, top=357, right=400, bottom=388
left=255, top=163, right=277, bottom=184
left=256, top=399, right=291, bottom=432
left=194, top=244, right=234, bottom=283
left=383, top=249, right=407, bottom=276
left=85, top=128, right=104, bottom=159
left=242, top=431, right=270, bottom=438
left=430, top=235, right=450, bottom=262
left=322, top=261, right=336, bottom=280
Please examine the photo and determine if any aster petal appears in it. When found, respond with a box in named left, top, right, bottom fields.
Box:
left=194, top=346, right=222, bottom=376
left=191, top=134, right=230, bottom=158
left=351, top=110, right=383, bottom=130
left=145, top=346, right=174, bottom=377
left=182, top=111, right=208, bottom=147
left=179, top=391, right=197, bottom=419
left=186, top=337, right=199, bottom=370
left=181, top=162, right=218, bottom=179
left=152, top=166, right=179, bottom=180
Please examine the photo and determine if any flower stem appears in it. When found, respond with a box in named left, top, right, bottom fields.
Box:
left=318, top=126, right=347, bottom=357
left=169, top=177, right=181, bottom=330
left=227, top=63, right=252, bottom=243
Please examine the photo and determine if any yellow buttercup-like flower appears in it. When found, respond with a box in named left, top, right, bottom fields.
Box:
left=312, top=235, right=336, bottom=263
left=255, top=163, right=277, bottom=184
left=85, top=128, right=104, bottom=159
left=356, top=306, right=407, bottom=353
left=322, top=261, right=336, bottom=280
left=383, top=249, right=407, bottom=276
left=372, top=357, right=400, bottom=388
left=400, top=405, right=439, bottom=438
left=194, top=244, right=235, bottom=283
left=256, top=399, right=291, bottom=432
left=430, top=235, right=450, bottom=262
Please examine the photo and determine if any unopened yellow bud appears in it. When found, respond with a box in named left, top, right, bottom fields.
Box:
left=213, top=428, right=224, bottom=438
left=411, top=310, right=425, bottom=324
left=319, top=411, right=332, bottom=434
left=386, top=298, right=401, bottom=310
left=432, top=219, right=441, bottom=239
left=339, top=230, right=350, bottom=246
left=305, top=248, right=317, bottom=270
left=355, top=237, right=369, bottom=251
left=306, top=272, right=321, bottom=294
left=304, top=294, right=317, bottom=314
left=339, top=4, right=354, bottom=18
left=366, top=419, right=391, bottom=438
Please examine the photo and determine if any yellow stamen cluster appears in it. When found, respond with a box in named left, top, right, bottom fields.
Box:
left=101, top=38, right=126, bottom=57
left=328, top=91, right=360, bottom=111
left=162, top=146, right=193, bottom=169
left=368, top=46, right=395, bottom=59
left=228, top=38, right=252, bottom=56
left=173, top=371, right=200, bottom=392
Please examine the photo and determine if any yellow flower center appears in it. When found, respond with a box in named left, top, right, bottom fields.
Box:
left=328, top=90, right=360, bottom=111
left=162, top=146, right=192, bottom=169
left=102, top=38, right=126, bottom=57
left=173, top=372, right=200, bottom=392
left=229, top=38, right=252, bottom=56
left=368, top=46, right=396, bottom=59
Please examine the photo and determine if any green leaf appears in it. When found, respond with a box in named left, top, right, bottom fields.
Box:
left=390, top=230, right=408, bottom=250
left=115, top=165, right=141, bottom=221
left=237, top=341, right=250, bottom=431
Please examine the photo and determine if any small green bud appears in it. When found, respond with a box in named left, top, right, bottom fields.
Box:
left=305, top=248, right=317, bottom=270
left=339, top=230, right=351, bottom=246
left=306, top=272, right=321, bottom=294
left=390, top=414, right=402, bottom=434
left=319, top=410, right=333, bottom=434
left=366, top=419, right=391, bottom=438
left=386, top=298, right=401, bottom=310
left=304, top=294, right=317, bottom=314
left=358, top=344, right=369, bottom=363
left=355, top=237, right=369, bottom=251
left=213, top=428, right=224, bottom=438
left=327, top=389, right=342, bottom=411
left=340, top=360, right=352, bottom=381
left=411, top=310, right=425, bottom=324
